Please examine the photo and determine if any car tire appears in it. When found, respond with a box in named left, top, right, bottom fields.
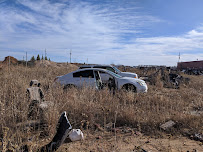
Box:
left=63, top=84, right=76, bottom=90
left=122, top=84, right=136, bottom=93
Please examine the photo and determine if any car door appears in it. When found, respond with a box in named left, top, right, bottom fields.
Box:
left=72, top=70, right=96, bottom=88
left=95, top=66, right=115, bottom=83
left=94, top=70, right=103, bottom=89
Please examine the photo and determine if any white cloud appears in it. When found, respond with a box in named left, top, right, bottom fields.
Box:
left=132, top=29, right=203, bottom=53
left=0, top=0, right=203, bottom=66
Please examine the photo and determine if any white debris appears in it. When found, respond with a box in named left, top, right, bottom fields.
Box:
left=69, top=129, right=84, bottom=141
left=160, top=120, right=176, bottom=130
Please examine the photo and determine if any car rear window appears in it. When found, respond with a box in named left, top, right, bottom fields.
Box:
left=73, top=70, right=94, bottom=78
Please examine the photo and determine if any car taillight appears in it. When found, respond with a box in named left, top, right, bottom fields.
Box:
left=54, top=77, right=58, bottom=82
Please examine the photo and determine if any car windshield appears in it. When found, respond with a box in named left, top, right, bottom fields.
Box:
left=105, top=70, right=122, bottom=78
left=112, top=66, right=121, bottom=73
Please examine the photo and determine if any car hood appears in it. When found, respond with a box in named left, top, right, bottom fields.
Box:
left=122, top=72, right=136, bottom=75
left=120, top=72, right=138, bottom=78
left=120, top=77, right=144, bottom=82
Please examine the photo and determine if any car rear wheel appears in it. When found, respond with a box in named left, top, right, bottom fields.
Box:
left=63, top=84, right=76, bottom=90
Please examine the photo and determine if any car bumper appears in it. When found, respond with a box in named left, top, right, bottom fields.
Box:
left=137, top=85, right=148, bottom=93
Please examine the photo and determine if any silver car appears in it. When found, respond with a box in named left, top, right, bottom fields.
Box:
left=79, top=64, right=138, bottom=84
left=55, top=68, right=147, bottom=93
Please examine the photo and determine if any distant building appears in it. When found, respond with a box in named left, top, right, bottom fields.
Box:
left=177, top=60, right=203, bottom=70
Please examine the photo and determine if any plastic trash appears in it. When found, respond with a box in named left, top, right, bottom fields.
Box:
left=69, top=129, right=84, bottom=141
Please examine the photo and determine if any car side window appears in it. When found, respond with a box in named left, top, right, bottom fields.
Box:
left=106, top=67, right=115, bottom=73
left=94, top=66, right=105, bottom=73
left=99, top=71, right=105, bottom=74
left=95, top=66, right=105, bottom=69
left=73, top=70, right=94, bottom=78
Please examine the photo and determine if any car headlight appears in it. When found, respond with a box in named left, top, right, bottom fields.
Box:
left=137, top=81, right=145, bottom=86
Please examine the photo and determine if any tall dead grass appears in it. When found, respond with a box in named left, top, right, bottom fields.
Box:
left=0, top=65, right=202, bottom=151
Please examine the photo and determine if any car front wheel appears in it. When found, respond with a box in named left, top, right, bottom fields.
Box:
left=122, top=84, right=136, bottom=93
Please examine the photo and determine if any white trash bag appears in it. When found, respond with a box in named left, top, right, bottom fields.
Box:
left=69, top=129, right=84, bottom=141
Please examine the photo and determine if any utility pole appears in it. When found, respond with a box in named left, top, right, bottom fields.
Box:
left=9, top=56, right=10, bottom=66
left=178, top=52, right=180, bottom=63
left=8, top=56, right=10, bottom=72
left=26, top=52, right=27, bottom=68
left=70, top=49, right=72, bottom=63
left=87, top=58, right=88, bottom=64
left=45, top=49, right=47, bottom=59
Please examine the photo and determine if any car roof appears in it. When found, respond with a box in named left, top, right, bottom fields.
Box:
left=67, top=68, right=121, bottom=78
left=75, top=68, right=108, bottom=72
left=79, top=64, right=113, bottom=68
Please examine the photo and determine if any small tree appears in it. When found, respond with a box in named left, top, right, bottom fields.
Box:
left=30, top=56, right=35, bottom=62
left=45, top=56, right=48, bottom=60
left=49, top=58, right=51, bottom=61
left=37, top=54, right=40, bottom=60
left=42, top=55, right=44, bottom=60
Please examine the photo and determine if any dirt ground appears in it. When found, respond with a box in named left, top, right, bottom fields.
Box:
left=57, top=131, right=203, bottom=152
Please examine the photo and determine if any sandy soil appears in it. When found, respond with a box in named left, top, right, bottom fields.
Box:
left=58, top=131, right=203, bottom=152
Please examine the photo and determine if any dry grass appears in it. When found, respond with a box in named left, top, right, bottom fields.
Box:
left=0, top=64, right=202, bottom=151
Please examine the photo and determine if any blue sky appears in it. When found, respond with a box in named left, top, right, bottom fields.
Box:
left=0, top=0, right=203, bottom=66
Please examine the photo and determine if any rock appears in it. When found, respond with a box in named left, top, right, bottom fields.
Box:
left=193, top=133, right=203, bottom=142
left=160, top=120, right=176, bottom=130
